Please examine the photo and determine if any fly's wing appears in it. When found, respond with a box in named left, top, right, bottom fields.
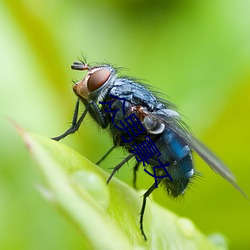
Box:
left=182, top=132, right=248, bottom=198
left=151, top=110, right=248, bottom=198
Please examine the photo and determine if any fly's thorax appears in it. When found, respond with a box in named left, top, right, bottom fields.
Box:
left=73, top=63, right=117, bottom=102
left=142, top=116, right=165, bottom=134
left=141, top=109, right=181, bottom=135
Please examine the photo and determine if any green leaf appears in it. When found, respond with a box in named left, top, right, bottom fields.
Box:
left=19, top=128, right=227, bottom=250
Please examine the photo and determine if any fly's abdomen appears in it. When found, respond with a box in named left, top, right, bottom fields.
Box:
left=155, top=128, right=194, bottom=196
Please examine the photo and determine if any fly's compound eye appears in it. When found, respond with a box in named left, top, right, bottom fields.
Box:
left=87, top=68, right=111, bottom=92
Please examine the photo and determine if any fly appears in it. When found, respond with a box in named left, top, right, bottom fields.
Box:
left=52, top=60, right=247, bottom=240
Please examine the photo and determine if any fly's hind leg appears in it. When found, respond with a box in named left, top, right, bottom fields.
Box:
left=140, top=178, right=163, bottom=240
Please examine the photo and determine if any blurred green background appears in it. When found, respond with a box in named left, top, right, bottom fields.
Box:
left=0, top=0, right=250, bottom=249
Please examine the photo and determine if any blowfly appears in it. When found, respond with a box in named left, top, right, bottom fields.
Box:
left=52, top=60, right=246, bottom=240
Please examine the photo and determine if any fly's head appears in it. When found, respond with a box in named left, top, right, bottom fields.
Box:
left=72, top=61, right=116, bottom=101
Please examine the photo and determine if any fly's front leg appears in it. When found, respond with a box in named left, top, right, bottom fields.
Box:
left=52, top=99, right=89, bottom=141
left=88, top=100, right=108, bottom=129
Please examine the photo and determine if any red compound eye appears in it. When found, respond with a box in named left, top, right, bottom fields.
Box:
left=87, top=68, right=111, bottom=92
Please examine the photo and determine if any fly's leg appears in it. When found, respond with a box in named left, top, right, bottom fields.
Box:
left=140, top=178, right=163, bottom=240
left=88, top=100, right=107, bottom=129
left=52, top=99, right=89, bottom=141
left=52, top=99, right=108, bottom=141
left=107, top=153, right=134, bottom=184
left=133, top=162, right=140, bottom=189
left=96, top=146, right=116, bottom=165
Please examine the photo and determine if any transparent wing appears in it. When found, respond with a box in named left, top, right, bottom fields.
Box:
left=150, top=110, right=247, bottom=198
